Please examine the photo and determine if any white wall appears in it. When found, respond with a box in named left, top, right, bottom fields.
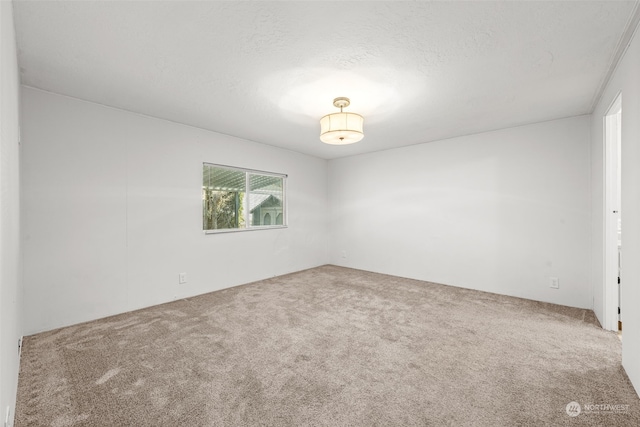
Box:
left=329, top=116, right=591, bottom=308
left=21, top=87, right=328, bottom=334
left=591, top=22, right=640, bottom=395
left=0, top=0, right=22, bottom=424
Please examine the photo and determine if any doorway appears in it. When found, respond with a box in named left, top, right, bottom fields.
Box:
left=604, top=94, right=621, bottom=333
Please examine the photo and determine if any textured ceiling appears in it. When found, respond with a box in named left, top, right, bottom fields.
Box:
left=13, top=1, right=640, bottom=159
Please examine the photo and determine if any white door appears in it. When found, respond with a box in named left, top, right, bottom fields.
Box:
left=604, top=94, right=621, bottom=332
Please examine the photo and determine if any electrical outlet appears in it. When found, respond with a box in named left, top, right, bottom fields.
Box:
left=549, top=277, right=559, bottom=289
left=18, top=337, right=22, bottom=357
left=341, top=250, right=347, bottom=258
left=178, top=273, right=187, bottom=284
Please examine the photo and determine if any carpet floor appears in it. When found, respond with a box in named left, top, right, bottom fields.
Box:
left=15, top=265, right=640, bottom=426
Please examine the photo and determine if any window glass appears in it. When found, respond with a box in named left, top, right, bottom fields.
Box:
left=203, top=164, right=286, bottom=232
left=248, top=173, right=284, bottom=227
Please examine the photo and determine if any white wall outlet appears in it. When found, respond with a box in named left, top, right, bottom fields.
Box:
left=178, top=273, right=187, bottom=284
left=341, top=250, right=347, bottom=258
left=549, top=277, right=559, bottom=289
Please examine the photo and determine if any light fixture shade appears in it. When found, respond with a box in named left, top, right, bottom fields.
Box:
left=320, top=112, right=364, bottom=145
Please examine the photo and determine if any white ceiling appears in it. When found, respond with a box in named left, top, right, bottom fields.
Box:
left=13, top=1, right=640, bottom=159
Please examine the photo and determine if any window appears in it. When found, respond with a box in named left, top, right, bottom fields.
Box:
left=203, top=163, right=286, bottom=232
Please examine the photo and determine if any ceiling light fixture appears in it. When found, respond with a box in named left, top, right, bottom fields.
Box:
left=319, top=97, right=364, bottom=145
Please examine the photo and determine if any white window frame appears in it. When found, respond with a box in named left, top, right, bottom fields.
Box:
left=203, top=163, right=288, bottom=234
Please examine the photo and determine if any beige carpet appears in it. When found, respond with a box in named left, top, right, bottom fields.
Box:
left=15, top=265, right=640, bottom=426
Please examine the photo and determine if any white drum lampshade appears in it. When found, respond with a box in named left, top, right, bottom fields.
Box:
left=319, top=97, right=364, bottom=145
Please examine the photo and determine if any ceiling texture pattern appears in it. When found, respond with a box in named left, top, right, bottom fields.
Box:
left=13, top=1, right=640, bottom=159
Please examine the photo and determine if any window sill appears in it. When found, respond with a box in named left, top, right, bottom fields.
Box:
left=204, top=225, right=288, bottom=235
